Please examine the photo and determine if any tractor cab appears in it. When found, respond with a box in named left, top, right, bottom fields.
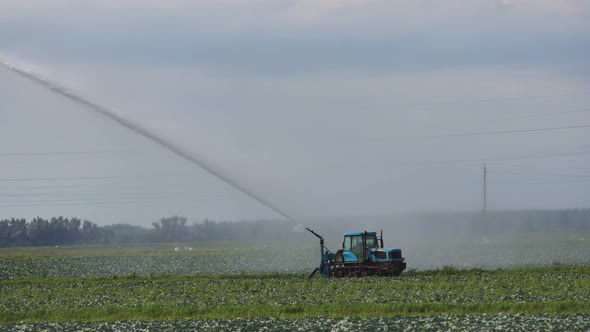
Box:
left=341, top=231, right=379, bottom=263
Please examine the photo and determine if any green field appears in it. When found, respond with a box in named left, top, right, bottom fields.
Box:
left=1, top=235, right=589, bottom=331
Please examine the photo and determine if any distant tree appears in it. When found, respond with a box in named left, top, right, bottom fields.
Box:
left=9, top=218, right=28, bottom=246
left=27, top=217, right=49, bottom=246
left=104, top=223, right=152, bottom=244
left=49, top=217, right=67, bottom=245
left=154, top=216, right=188, bottom=242
left=202, top=219, right=217, bottom=241
left=66, top=217, right=82, bottom=244
left=0, top=219, right=10, bottom=247
left=82, top=220, right=100, bottom=244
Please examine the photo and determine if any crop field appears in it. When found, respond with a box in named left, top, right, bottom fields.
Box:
left=5, top=315, right=590, bottom=332
left=1, top=234, right=589, bottom=331
left=0, top=244, right=317, bottom=280
left=1, top=232, right=588, bottom=280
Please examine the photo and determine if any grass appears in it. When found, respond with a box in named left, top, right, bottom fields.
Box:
left=4, top=302, right=589, bottom=324
left=1, top=266, right=589, bottom=324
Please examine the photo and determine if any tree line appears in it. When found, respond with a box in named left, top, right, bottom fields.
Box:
left=0, top=209, right=588, bottom=247
left=0, top=216, right=299, bottom=247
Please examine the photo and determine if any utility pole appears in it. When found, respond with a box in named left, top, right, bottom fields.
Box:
left=483, top=164, right=487, bottom=213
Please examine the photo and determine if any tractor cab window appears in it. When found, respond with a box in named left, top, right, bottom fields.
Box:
left=366, top=235, right=378, bottom=248
left=343, top=236, right=352, bottom=250
left=351, top=236, right=363, bottom=251
left=343, top=235, right=364, bottom=259
left=343, top=235, right=363, bottom=251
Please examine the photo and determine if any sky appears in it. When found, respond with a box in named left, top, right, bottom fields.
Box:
left=0, top=0, right=589, bottom=226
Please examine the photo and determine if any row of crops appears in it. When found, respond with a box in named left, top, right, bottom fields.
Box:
left=1, top=268, right=589, bottom=321
left=0, top=251, right=314, bottom=280
left=1, top=236, right=589, bottom=280
left=3, top=315, right=590, bottom=331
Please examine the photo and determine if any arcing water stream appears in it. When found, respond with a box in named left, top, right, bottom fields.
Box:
left=0, top=58, right=295, bottom=222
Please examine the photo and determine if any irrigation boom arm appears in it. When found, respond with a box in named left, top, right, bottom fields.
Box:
left=305, top=227, right=324, bottom=242
left=305, top=227, right=334, bottom=278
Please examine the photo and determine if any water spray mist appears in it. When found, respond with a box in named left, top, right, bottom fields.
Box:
left=0, top=58, right=295, bottom=222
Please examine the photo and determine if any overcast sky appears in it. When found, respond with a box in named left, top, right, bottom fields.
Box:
left=1, top=0, right=589, bottom=226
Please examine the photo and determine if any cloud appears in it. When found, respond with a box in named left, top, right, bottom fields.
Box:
left=1, top=0, right=588, bottom=76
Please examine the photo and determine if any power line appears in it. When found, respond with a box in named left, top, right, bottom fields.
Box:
left=510, top=178, right=590, bottom=185
left=382, top=149, right=590, bottom=167
left=0, top=156, right=128, bottom=166
left=478, top=150, right=590, bottom=163
left=0, top=183, right=146, bottom=191
left=0, top=191, right=225, bottom=198
left=0, top=174, right=187, bottom=182
left=0, top=202, right=167, bottom=207
left=0, top=190, right=115, bottom=197
left=506, top=107, right=590, bottom=120
left=386, top=91, right=590, bottom=111
left=0, top=150, right=134, bottom=157
left=492, top=170, right=590, bottom=179
left=0, top=197, right=228, bottom=208
left=0, top=195, right=224, bottom=203
left=434, top=91, right=590, bottom=105
left=431, top=125, right=590, bottom=138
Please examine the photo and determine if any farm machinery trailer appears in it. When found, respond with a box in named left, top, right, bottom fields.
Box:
left=306, top=228, right=406, bottom=278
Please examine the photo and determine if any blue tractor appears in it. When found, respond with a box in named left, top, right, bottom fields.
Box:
left=306, top=228, right=406, bottom=278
